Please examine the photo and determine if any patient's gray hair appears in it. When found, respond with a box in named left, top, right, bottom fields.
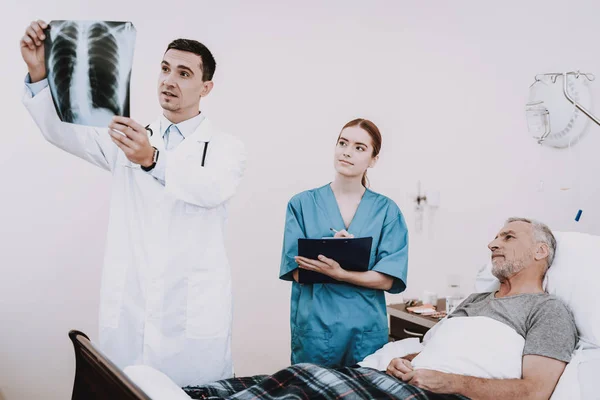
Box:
left=506, top=217, right=557, bottom=268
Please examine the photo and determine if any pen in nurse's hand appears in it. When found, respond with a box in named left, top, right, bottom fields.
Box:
left=330, top=227, right=355, bottom=238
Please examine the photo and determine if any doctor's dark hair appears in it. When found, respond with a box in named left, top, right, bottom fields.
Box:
left=337, top=119, right=382, bottom=188
left=166, top=39, right=216, bottom=82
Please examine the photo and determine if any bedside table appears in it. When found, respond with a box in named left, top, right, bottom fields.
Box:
left=387, top=299, right=446, bottom=342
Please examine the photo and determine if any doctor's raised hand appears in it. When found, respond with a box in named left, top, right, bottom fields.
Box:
left=108, top=117, right=155, bottom=168
left=20, top=20, right=48, bottom=82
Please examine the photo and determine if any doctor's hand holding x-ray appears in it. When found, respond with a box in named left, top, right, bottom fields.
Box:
left=20, top=20, right=47, bottom=82
left=21, top=19, right=246, bottom=387
left=108, top=117, right=155, bottom=167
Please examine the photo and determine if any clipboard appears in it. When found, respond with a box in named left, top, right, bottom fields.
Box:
left=297, top=237, right=373, bottom=284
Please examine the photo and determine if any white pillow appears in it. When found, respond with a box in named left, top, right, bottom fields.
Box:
left=474, top=231, right=600, bottom=347
left=546, top=232, right=600, bottom=348
left=474, top=261, right=500, bottom=293
left=550, top=347, right=600, bottom=400
left=124, top=365, right=192, bottom=400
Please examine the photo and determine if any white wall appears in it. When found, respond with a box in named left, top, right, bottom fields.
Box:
left=2, top=1, right=600, bottom=399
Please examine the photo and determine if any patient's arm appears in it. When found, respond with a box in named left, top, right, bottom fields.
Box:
left=456, top=354, right=566, bottom=400
left=405, top=354, right=566, bottom=400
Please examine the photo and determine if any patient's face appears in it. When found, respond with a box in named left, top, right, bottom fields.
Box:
left=488, top=221, right=535, bottom=280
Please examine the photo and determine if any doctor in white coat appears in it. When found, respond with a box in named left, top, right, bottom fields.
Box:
left=20, top=20, right=246, bottom=386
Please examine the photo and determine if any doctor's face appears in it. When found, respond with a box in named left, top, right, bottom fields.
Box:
left=157, top=49, right=213, bottom=117
left=488, top=221, right=535, bottom=280
left=333, top=126, right=378, bottom=178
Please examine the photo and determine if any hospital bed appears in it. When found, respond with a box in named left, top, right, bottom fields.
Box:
left=68, top=330, right=151, bottom=400
left=68, top=231, right=600, bottom=399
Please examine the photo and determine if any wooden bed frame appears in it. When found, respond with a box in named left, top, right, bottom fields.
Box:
left=69, top=330, right=152, bottom=400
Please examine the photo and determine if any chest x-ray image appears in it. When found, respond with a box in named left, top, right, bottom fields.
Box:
left=43, top=20, right=136, bottom=127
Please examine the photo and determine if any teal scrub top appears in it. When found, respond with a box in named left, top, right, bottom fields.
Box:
left=279, top=184, right=409, bottom=367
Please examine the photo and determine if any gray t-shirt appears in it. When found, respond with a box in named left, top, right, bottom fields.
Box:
left=449, top=292, right=578, bottom=363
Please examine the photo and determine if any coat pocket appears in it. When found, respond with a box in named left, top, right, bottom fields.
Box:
left=185, top=270, right=231, bottom=339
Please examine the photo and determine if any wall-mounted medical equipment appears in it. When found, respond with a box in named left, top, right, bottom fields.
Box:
left=526, top=71, right=598, bottom=147
left=525, top=71, right=597, bottom=223
left=412, top=181, right=440, bottom=234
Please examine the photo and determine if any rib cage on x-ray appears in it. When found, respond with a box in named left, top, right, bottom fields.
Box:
left=47, top=22, right=78, bottom=123
left=45, top=20, right=136, bottom=127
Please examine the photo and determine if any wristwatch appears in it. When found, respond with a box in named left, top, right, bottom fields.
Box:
left=141, top=147, right=159, bottom=171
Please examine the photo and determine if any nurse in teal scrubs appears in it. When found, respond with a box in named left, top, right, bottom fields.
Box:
left=279, top=118, right=409, bottom=367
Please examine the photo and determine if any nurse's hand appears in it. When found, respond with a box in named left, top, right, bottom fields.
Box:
left=109, top=117, right=155, bottom=167
left=386, top=357, right=413, bottom=379
left=294, top=255, right=345, bottom=281
left=334, top=229, right=354, bottom=238
left=21, top=20, right=48, bottom=82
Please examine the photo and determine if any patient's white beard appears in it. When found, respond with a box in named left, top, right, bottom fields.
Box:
left=492, top=259, right=526, bottom=280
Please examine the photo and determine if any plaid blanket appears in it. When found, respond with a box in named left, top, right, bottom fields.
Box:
left=183, top=363, right=469, bottom=400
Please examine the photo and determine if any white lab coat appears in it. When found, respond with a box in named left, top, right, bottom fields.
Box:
left=22, top=86, right=246, bottom=387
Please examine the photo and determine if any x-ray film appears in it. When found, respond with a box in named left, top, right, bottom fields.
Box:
left=43, top=20, right=136, bottom=127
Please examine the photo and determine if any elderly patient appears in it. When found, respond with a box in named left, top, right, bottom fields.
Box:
left=183, top=217, right=577, bottom=400
left=386, top=217, right=577, bottom=400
